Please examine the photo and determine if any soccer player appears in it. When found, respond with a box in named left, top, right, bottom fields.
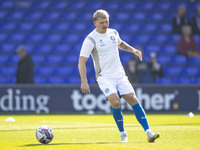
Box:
left=78, top=9, right=160, bottom=143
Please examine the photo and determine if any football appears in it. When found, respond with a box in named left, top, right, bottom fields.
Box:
left=36, top=125, right=54, bottom=144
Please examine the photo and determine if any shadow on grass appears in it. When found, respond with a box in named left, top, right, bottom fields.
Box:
left=19, top=142, right=123, bottom=147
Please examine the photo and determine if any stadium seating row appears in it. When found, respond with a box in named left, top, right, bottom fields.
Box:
left=0, top=0, right=199, bottom=84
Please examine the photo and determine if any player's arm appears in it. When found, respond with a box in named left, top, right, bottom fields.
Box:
left=78, top=56, right=90, bottom=93
left=78, top=37, right=94, bottom=94
left=118, top=41, right=142, bottom=61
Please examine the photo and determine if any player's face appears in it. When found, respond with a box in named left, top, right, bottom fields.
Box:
left=94, top=17, right=109, bottom=33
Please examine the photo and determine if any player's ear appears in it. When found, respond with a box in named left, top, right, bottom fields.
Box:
left=93, top=21, right=97, bottom=27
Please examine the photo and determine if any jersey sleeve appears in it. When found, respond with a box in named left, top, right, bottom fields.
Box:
left=115, top=29, right=122, bottom=44
left=80, top=37, right=94, bottom=58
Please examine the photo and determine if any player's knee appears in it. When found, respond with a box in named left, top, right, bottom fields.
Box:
left=112, top=100, right=121, bottom=109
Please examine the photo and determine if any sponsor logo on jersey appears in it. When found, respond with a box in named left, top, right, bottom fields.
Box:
left=100, top=39, right=105, bottom=47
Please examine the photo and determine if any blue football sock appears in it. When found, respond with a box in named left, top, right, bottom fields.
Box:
left=132, top=103, right=150, bottom=131
left=112, top=107, right=124, bottom=132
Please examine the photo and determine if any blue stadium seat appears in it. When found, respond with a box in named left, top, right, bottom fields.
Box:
left=110, top=23, right=122, bottom=32
left=0, top=67, right=16, bottom=76
left=84, top=2, right=102, bottom=10
left=15, top=1, right=31, bottom=9
left=52, top=23, right=69, bottom=32
left=8, top=33, right=25, bottom=43
left=53, top=44, right=71, bottom=54
left=34, top=23, right=51, bottom=32
left=164, top=13, right=176, bottom=23
left=156, top=77, right=174, bottom=84
left=0, top=55, right=9, bottom=65
left=24, top=12, right=43, bottom=21
left=146, top=13, right=163, bottom=23
left=54, top=67, right=73, bottom=76
left=41, top=12, right=60, bottom=21
left=47, top=77, right=65, bottom=84
left=120, top=55, right=133, bottom=66
left=68, top=1, right=85, bottom=10
left=7, top=12, right=24, bottom=21
left=33, top=45, right=52, bottom=55
left=62, top=34, right=80, bottom=44
left=193, top=78, right=200, bottom=84
left=157, top=56, right=171, bottom=67
left=188, top=57, right=200, bottom=67
left=120, top=34, right=132, bottom=43
left=140, top=24, right=157, bottom=33
left=159, top=45, right=177, bottom=56
left=122, top=24, right=139, bottom=33
left=157, top=24, right=172, bottom=33
left=136, top=2, right=154, bottom=11
left=45, top=55, right=63, bottom=64
left=26, top=34, right=44, bottom=43
left=49, top=1, right=67, bottom=9
left=132, top=35, right=149, bottom=44
left=78, top=13, right=93, bottom=21
left=149, top=35, right=167, bottom=44
left=144, top=45, right=160, bottom=54
left=0, top=22, right=16, bottom=31
left=62, top=55, right=78, bottom=64
left=32, top=55, right=44, bottom=65
left=167, top=35, right=181, bottom=44
left=34, top=76, right=46, bottom=84
left=102, top=2, right=119, bottom=10
left=113, top=13, right=129, bottom=21
left=0, top=76, right=8, bottom=84
left=193, top=35, right=200, bottom=44
left=24, top=44, right=34, bottom=53
left=0, top=33, right=7, bottom=42
left=8, top=55, right=19, bottom=64
left=35, top=67, right=55, bottom=76
left=181, top=68, right=199, bottom=78
left=164, top=67, right=182, bottom=78
left=119, top=2, right=136, bottom=11
left=175, top=77, right=191, bottom=84
left=0, top=11, right=7, bottom=20
left=65, top=77, right=80, bottom=84
left=16, top=22, right=34, bottom=31
left=32, top=1, right=50, bottom=9
left=170, top=56, right=187, bottom=67
left=70, top=23, right=87, bottom=32
left=130, top=13, right=146, bottom=22
left=43, top=34, right=61, bottom=43
left=0, top=1, right=13, bottom=9
left=60, top=12, right=77, bottom=21
left=0, top=44, right=17, bottom=54
left=154, top=2, right=171, bottom=11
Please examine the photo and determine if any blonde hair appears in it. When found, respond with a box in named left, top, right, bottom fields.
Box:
left=93, top=9, right=109, bottom=22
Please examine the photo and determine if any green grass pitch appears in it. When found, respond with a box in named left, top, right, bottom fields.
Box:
left=0, top=114, right=200, bottom=150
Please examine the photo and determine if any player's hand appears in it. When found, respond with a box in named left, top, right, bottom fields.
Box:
left=134, top=50, right=142, bottom=61
left=81, top=82, right=90, bottom=93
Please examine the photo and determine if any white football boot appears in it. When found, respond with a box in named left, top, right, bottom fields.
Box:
left=120, top=132, right=128, bottom=143
left=146, top=129, right=160, bottom=142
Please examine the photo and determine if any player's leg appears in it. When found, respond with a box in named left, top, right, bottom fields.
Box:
left=117, top=75, right=159, bottom=142
left=97, top=76, right=127, bottom=142
left=107, top=93, right=128, bottom=142
left=122, top=93, right=160, bottom=142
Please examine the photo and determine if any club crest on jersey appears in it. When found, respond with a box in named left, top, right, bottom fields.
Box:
left=100, top=39, right=105, bottom=47
left=105, top=88, right=109, bottom=93
left=110, top=36, right=116, bottom=43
